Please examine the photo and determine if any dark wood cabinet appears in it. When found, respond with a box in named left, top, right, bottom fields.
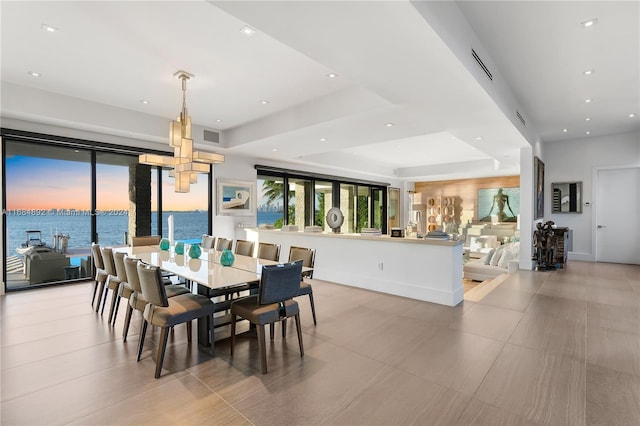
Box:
left=552, top=227, right=571, bottom=268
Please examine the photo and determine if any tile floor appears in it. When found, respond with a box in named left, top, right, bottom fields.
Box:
left=1, top=261, right=639, bottom=425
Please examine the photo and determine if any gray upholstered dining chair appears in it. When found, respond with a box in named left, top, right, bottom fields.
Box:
left=108, top=251, right=132, bottom=326
left=99, top=247, right=121, bottom=317
left=136, top=261, right=216, bottom=378
left=257, top=242, right=281, bottom=262
left=288, top=246, right=317, bottom=325
left=235, top=239, right=255, bottom=257
left=121, top=256, right=190, bottom=342
left=215, top=237, right=233, bottom=251
left=201, top=234, right=215, bottom=249
left=91, top=243, right=109, bottom=310
left=230, top=261, right=304, bottom=374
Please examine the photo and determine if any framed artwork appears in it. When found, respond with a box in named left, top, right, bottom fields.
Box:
left=216, top=179, right=256, bottom=216
left=477, top=187, right=520, bottom=223
left=534, top=156, right=545, bottom=219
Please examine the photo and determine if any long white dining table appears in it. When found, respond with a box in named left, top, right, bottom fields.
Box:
left=113, top=245, right=311, bottom=346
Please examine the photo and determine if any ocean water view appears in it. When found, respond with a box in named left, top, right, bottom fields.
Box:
left=5, top=210, right=283, bottom=257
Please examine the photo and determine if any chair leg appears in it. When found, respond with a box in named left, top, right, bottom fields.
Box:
left=108, top=292, right=119, bottom=326
left=282, top=318, right=287, bottom=338
left=230, top=313, right=236, bottom=356
left=122, top=304, right=133, bottom=342
left=100, top=286, right=109, bottom=315
left=186, top=320, right=192, bottom=343
left=257, top=324, right=268, bottom=374
left=308, top=292, right=317, bottom=325
left=270, top=323, right=275, bottom=341
left=137, top=320, right=148, bottom=362
left=91, top=281, right=99, bottom=306
left=294, top=313, right=304, bottom=357
left=95, top=281, right=106, bottom=312
left=155, top=327, right=170, bottom=379
left=209, top=313, right=215, bottom=356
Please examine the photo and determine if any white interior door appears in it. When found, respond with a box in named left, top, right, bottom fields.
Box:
left=596, top=167, right=640, bottom=264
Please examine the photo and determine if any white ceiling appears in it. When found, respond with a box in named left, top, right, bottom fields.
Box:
left=1, top=1, right=637, bottom=182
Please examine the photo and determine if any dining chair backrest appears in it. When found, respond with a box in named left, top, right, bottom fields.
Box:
left=131, top=235, right=161, bottom=247
left=113, top=251, right=128, bottom=282
left=137, top=261, right=169, bottom=307
left=123, top=256, right=142, bottom=293
left=257, top=242, right=281, bottom=262
left=258, top=261, right=303, bottom=305
left=101, top=247, right=116, bottom=276
left=288, top=246, right=315, bottom=278
left=235, top=240, right=255, bottom=257
left=215, top=237, right=233, bottom=251
left=91, top=243, right=105, bottom=270
left=201, top=234, right=215, bottom=249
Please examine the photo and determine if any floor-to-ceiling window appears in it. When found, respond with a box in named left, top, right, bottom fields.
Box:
left=2, top=131, right=211, bottom=292
left=256, top=166, right=388, bottom=234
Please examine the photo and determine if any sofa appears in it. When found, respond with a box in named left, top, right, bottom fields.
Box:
left=26, top=251, right=70, bottom=284
left=464, top=241, right=520, bottom=281
left=463, top=222, right=517, bottom=258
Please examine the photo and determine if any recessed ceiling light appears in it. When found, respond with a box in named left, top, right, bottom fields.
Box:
left=562, top=128, right=568, bottom=133
left=74, top=150, right=80, bottom=153
left=586, top=117, right=591, bottom=121
left=326, top=73, right=338, bottom=79
left=272, top=148, right=278, bottom=152
left=384, top=122, right=395, bottom=127
left=585, top=99, right=592, bottom=103
left=629, top=113, right=636, bottom=118
left=216, top=119, right=222, bottom=122
left=319, top=138, right=327, bottom=142
left=240, top=25, right=256, bottom=36
left=586, top=131, right=591, bottom=135
left=27, top=71, right=41, bottom=77
left=474, top=136, right=483, bottom=140
left=260, top=100, right=269, bottom=105
left=581, top=18, right=598, bottom=28
left=140, top=99, right=149, bottom=105
left=41, top=24, right=59, bottom=32
left=583, top=69, right=595, bottom=75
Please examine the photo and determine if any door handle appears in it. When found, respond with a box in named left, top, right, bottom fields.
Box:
left=597, top=225, right=606, bottom=229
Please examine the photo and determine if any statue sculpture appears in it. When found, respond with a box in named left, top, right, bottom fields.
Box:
left=533, top=220, right=557, bottom=270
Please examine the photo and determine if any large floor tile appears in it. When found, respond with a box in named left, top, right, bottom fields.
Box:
left=455, top=397, right=541, bottom=426
left=477, top=285, right=536, bottom=312
left=586, top=326, right=640, bottom=377
left=587, top=301, right=640, bottom=335
left=537, top=279, right=587, bottom=301
left=586, top=363, right=640, bottom=426
left=476, top=343, right=585, bottom=425
left=586, top=285, right=640, bottom=309
left=524, top=294, right=586, bottom=322
left=394, top=327, right=504, bottom=395
left=508, top=311, right=585, bottom=359
left=449, top=303, right=523, bottom=342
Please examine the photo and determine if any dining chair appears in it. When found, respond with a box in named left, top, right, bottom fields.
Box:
left=99, top=247, right=121, bottom=317
left=91, top=243, right=109, bottom=310
left=121, top=256, right=190, bottom=342
left=136, top=261, right=216, bottom=378
left=201, top=234, right=215, bottom=249
left=108, top=251, right=131, bottom=326
left=230, top=261, right=304, bottom=374
left=288, top=246, right=317, bottom=325
left=257, top=242, right=281, bottom=261
left=235, top=239, right=255, bottom=257
left=215, top=237, right=233, bottom=251
left=130, top=235, right=162, bottom=246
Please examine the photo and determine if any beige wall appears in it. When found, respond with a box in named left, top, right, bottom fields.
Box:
left=415, top=176, right=520, bottom=226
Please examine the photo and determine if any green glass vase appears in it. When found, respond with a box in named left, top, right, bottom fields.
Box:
left=220, top=248, right=235, bottom=266
left=188, top=243, right=202, bottom=259
left=175, top=241, right=185, bottom=255
left=159, top=238, right=170, bottom=251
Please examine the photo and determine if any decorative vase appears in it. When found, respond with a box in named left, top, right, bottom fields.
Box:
left=159, top=238, right=170, bottom=250
left=220, top=248, right=235, bottom=266
left=188, top=243, right=202, bottom=259
left=175, top=241, right=185, bottom=255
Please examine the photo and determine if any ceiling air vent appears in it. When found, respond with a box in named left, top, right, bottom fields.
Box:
left=471, top=48, right=493, bottom=81
left=516, top=110, right=526, bottom=126
left=203, top=129, right=220, bottom=144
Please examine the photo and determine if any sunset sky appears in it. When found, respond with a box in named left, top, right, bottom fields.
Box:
left=6, top=156, right=209, bottom=211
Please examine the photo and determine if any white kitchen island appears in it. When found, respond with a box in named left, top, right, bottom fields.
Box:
left=245, top=229, right=464, bottom=306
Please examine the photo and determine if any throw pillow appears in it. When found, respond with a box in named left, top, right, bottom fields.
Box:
left=498, top=249, right=512, bottom=269
left=489, top=246, right=504, bottom=266
left=483, top=248, right=496, bottom=265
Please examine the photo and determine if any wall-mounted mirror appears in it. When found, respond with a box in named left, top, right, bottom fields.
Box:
left=552, top=182, right=582, bottom=213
